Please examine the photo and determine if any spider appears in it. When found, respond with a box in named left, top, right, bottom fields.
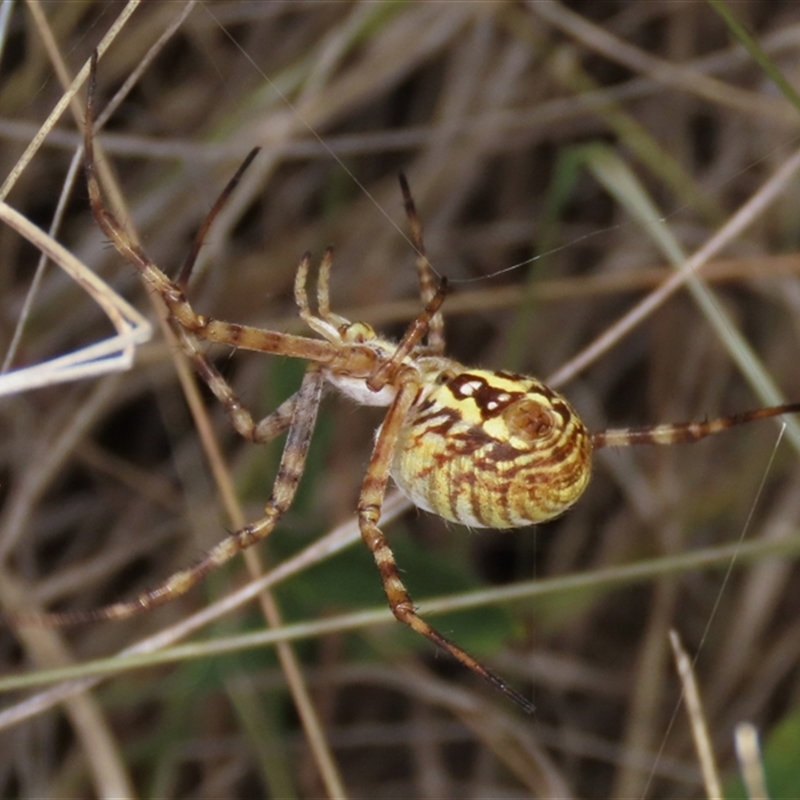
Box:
left=23, top=54, right=800, bottom=713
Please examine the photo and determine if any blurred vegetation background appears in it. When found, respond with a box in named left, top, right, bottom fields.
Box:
left=1, top=2, right=800, bottom=797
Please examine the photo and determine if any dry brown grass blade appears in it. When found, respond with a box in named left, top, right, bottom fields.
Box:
left=670, top=630, right=723, bottom=800
left=0, top=201, right=151, bottom=394
left=735, top=723, right=771, bottom=800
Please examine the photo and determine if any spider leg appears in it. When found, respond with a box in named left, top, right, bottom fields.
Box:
left=17, top=365, right=325, bottom=626
left=367, top=277, right=447, bottom=393
left=398, top=173, right=445, bottom=355
left=358, top=372, right=535, bottom=714
left=176, top=147, right=261, bottom=291
left=168, top=320, right=297, bottom=444
left=592, top=402, right=800, bottom=448
left=84, top=54, right=341, bottom=367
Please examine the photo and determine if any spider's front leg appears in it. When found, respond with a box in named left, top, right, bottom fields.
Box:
left=166, top=320, right=301, bottom=445
left=83, top=54, right=339, bottom=370
left=13, top=365, right=325, bottom=626
left=83, top=54, right=338, bottom=449
left=139, top=361, right=321, bottom=613
left=357, top=369, right=535, bottom=713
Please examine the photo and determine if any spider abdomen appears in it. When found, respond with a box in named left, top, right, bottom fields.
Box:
left=391, top=369, right=593, bottom=528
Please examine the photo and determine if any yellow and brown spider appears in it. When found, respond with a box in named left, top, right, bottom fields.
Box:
left=22, top=54, right=800, bottom=712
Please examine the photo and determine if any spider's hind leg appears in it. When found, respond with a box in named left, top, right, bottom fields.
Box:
left=591, top=402, right=800, bottom=449
left=357, top=372, right=535, bottom=713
